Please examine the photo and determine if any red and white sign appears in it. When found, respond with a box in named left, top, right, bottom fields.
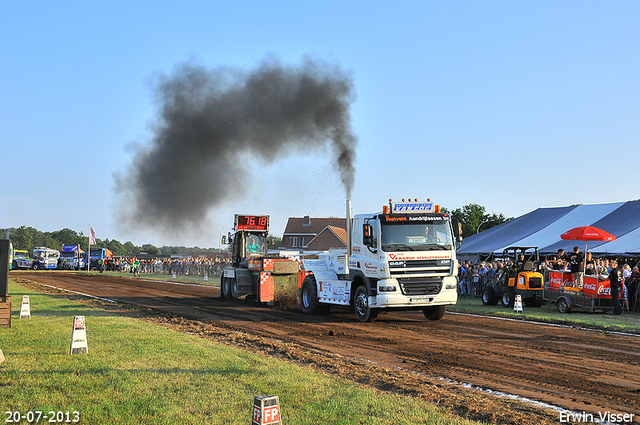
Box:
left=252, top=405, right=280, bottom=425
left=74, top=317, right=85, bottom=329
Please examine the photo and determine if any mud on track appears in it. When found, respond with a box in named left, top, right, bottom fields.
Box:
left=12, top=271, right=640, bottom=424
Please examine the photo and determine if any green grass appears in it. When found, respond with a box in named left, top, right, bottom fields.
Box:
left=449, top=295, right=640, bottom=333
left=0, top=281, right=482, bottom=425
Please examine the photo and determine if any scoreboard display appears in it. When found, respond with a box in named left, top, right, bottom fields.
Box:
left=234, top=215, right=269, bottom=232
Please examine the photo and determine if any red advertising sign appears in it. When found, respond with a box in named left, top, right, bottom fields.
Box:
left=548, top=271, right=573, bottom=290
left=252, top=405, right=280, bottom=425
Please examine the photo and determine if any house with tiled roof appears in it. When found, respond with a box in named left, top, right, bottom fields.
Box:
left=306, top=225, right=348, bottom=251
left=281, top=216, right=347, bottom=250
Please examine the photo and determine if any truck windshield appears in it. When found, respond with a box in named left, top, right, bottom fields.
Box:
left=61, top=252, right=76, bottom=258
left=381, top=222, right=453, bottom=252
left=246, top=234, right=267, bottom=256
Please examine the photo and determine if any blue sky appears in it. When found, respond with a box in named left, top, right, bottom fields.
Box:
left=2, top=1, right=639, bottom=248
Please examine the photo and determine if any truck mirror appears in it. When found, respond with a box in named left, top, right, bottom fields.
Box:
left=362, top=224, right=374, bottom=246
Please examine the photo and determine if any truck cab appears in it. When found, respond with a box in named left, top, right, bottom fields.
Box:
left=32, top=247, right=60, bottom=270
left=12, top=249, right=34, bottom=270
left=59, top=245, right=87, bottom=270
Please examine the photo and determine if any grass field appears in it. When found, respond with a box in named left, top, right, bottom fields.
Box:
left=0, top=280, right=482, bottom=425
left=449, top=295, right=640, bottom=334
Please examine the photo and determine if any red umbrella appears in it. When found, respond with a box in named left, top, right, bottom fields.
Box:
left=561, top=226, right=616, bottom=273
left=561, top=225, right=616, bottom=242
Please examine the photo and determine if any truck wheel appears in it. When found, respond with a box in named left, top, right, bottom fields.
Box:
left=482, top=287, right=499, bottom=305
left=221, top=277, right=232, bottom=299
left=301, top=276, right=318, bottom=314
left=423, top=305, right=446, bottom=320
left=354, top=285, right=377, bottom=323
left=32, top=263, right=40, bottom=271
left=12, top=261, right=18, bottom=270
left=501, top=288, right=515, bottom=307
left=557, top=298, right=572, bottom=314
left=230, top=279, right=239, bottom=299
left=300, top=276, right=331, bottom=314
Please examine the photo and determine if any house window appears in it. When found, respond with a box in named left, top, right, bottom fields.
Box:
left=291, top=237, right=298, bottom=248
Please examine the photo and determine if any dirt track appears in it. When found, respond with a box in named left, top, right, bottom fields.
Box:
left=12, top=271, right=640, bottom=424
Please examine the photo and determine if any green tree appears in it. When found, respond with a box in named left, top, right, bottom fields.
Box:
left=141, top=244, right=160, bottom=256
left=267, top=234, right=281, bottom=249
left=11, top=226, right=34, bottom=251
left=123, top=241, right=137, bottom=256
left=446, top=203, right=511, bottom=236
left=104, top=239, right=125, bottom=256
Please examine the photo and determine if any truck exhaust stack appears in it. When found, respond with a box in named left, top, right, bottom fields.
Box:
left=346, top=198, right=352, bottom=276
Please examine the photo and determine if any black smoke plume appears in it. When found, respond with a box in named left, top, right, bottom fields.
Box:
left=115, top=56, right=357, bottom=236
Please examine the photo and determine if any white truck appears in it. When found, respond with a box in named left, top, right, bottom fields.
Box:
left=300, top=199, right=461, bottom=322
left=32, top=247, right=60, bottom=270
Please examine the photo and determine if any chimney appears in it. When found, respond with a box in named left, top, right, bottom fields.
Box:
left=302, top=216, right=311, bottom=226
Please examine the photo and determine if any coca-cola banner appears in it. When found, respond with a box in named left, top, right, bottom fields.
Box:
left=549, top=271, right=573, bottom=290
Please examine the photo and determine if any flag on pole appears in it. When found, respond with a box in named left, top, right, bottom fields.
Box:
left=89, top=227, right=96, bottom=245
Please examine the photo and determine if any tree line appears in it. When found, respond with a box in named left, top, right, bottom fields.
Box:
left=2, top=203, right=508, bottom=256
left=442, top=203, right=512, bottom=237
left=1, top=226, right=219, bottom=257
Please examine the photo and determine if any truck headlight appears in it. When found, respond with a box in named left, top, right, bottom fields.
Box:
left=445, top=283, right=457, bottom=290
left=379, top=285, right=397, bottom=292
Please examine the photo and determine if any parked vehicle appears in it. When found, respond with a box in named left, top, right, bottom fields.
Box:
left=32, top=247, right=60, bottom=270
left=12, top=249, right=34, bottom=270
left=89, top=247, right=113, bottom=270
left=59, top=245, right=87, bottom=270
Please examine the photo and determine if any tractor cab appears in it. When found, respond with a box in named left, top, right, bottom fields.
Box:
left=482, top=246, right=544, bottom=308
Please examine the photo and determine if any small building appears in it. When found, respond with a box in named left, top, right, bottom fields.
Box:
left=306, top=225, right=348, bottom=251
left=281, top=216, right=347, bottom=251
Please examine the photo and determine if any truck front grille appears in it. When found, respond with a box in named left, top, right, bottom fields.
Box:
left=397, top=277, right=442, bottom=295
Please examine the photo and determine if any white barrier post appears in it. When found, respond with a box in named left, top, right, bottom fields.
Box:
left=0, top=349, right=5, bottom=365
left=252, top=395, right=281, bottom=425
left=70, top=316, right=88, bottom=355
left=514, top=294, right=523, bottom=313
left=19, top=295, right=31, bottom=319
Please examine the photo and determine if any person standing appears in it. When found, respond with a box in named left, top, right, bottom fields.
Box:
left=608, top=260, right=623, bottom=315
left=568, top=246, right=584, bottom=288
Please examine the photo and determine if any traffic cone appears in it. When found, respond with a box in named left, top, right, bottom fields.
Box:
left=514, top=294, right=523, bottom=313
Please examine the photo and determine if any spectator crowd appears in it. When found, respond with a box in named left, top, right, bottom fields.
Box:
left=102, top=256, right=231, bottom=278
left=457, top=253, right=640, bottom=312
